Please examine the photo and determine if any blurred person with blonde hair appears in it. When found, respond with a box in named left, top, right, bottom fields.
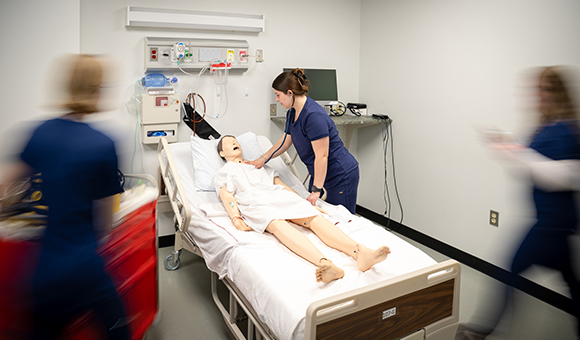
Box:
left=0, top=55, right=130, bottom=339
left=459, top=66, right=580, bottom=339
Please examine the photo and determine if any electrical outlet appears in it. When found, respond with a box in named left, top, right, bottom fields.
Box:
left=490, top=210, right=499, bottom=227
left=256, top=49, right=263, bottom=63
left=149, top=47, right=158, bottom=62
left=270, top=104, right=277, bottom=116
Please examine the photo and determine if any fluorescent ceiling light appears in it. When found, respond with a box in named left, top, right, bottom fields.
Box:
left=126, top=6, right=265, bottom=33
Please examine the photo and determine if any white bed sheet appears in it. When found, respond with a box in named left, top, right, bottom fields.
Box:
left=167, top=138, right=437, bottom=340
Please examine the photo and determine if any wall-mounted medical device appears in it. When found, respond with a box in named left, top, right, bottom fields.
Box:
left=144, top=37, right=249, bottom=73
left=141, top=87, right=181, bottom=144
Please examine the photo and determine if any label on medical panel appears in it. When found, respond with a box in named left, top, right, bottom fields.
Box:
left=382, top=307, right=396, bottom=320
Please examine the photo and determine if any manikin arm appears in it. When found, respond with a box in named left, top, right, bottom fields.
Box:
left=273, top=176, right=297, bottom=194
left=274, top=176, right=328, bottom=214
left=218, top=186, right=252, bottom=231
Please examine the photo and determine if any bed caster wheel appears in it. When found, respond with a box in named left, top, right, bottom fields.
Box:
left=164, top=253, right=181, bottom=271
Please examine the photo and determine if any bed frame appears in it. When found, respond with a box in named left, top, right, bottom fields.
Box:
left=157, top=137, right=461, bottom=340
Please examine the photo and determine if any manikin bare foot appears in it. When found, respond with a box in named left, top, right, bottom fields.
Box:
left=315, top=259, right=345, bottom=283
left=356, top=244, right=391, bottom=272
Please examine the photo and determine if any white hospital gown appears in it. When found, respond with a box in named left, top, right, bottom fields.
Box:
left=214, top=162, right=321, bottom=233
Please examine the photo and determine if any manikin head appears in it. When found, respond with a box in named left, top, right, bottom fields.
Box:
left=217, top=135, right=243, bottom=162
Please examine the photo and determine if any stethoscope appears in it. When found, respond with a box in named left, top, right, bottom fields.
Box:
left=264, top=93, right=293, bottom=163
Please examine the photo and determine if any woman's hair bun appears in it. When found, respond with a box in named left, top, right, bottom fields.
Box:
left=292, top=68, right=309, bottom=91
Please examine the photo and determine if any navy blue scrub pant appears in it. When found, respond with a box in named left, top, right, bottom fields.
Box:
left=318, top=168, right=360, bottom=215
left=31, top=249, right=131, bottom=340
left=473, top=224, right=580, bottom=337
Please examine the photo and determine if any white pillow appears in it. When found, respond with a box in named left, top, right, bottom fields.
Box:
left=236, top=131, right=263, bottom=161
left=190, top=132, right=263, bottom=191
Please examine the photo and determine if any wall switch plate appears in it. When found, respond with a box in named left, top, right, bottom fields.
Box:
left=270, top=103, right=276, bottom=116
left=256, top=49, right=263, bottom=63
left=490, top=210, right=499, bottom=227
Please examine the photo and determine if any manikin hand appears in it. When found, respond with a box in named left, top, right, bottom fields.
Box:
left=232, top=218, right=253, bottom=231
left=307, top=191, right=320, bottom=207
left=245, top=157, right=266, bottom=169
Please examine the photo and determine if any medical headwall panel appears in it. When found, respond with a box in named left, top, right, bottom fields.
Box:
left=144, top=37, right=249, bottom=73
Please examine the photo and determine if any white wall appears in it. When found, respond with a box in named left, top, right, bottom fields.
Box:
left=358, top=0, right=580, bottom=293
left=0, top=0, right=80, bottom=162
left=78, top=0, right=362, bottom=235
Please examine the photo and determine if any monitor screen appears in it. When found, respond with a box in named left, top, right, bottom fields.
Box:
left=283, top=68, right=338, bottom=105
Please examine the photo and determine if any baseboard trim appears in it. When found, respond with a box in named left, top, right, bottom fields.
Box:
left=355, top=204, right=575, bottom=315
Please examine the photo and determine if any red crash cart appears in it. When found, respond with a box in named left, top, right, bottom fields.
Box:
left=0, top=179, right=158, bottom=340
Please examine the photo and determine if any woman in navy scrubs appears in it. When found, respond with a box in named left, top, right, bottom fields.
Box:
left=248, top=68, right=359, bottom=214
left=459, top=66, right=580, bottom=339
left=0, top=55, right=130, bottom=339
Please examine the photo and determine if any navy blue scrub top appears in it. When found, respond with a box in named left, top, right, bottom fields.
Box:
left=529, top=120, right=580, bottom=234
left=285, top=97, right=358, bottom=188
left=20, top=118, right=122, bottom=252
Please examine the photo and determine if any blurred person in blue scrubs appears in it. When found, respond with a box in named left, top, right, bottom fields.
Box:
left=247, top=68, right=360, bottom=214
left=459, top=66, right=580, bottom=339
left=0, top=55, right=130, bottom=339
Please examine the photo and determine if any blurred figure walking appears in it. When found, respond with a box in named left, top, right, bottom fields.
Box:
left=460, top=66, right=580, bottom=339
left=0, top=55, right=130, bottom=339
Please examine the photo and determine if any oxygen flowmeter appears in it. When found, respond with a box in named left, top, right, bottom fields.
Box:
left=175, top=42, right=185, bottom=59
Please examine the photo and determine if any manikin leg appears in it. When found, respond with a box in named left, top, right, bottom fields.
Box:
left=290, top=215, right=391, bottom=272
left=266, top=219, right=344, bottom=283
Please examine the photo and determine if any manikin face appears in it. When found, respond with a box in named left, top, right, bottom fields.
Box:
left=219, top=136, right=243, bottom=161
left=274, top=89, right=293, bottom=109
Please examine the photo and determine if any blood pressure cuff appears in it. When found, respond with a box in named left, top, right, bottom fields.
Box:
left=183, top=103, right=221, bottom=140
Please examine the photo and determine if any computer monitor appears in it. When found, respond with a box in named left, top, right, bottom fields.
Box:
left=283, top=68, right=338, bottom=107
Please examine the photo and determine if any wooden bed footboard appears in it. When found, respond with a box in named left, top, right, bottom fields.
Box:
left=304, top=260, right=460, bottom=340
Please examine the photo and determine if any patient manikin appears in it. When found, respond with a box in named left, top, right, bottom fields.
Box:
left=215, top=135, right=391, bottom=283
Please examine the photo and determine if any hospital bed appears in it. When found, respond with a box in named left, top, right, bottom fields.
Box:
left=157, top=134, right=460, bottom=340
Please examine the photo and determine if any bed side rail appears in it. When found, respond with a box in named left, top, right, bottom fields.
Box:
left=280, top=151, right=300, bottom=180
left=304, top=259, right=461, bottom=340
left=156, top=137, right=192, bottom=234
